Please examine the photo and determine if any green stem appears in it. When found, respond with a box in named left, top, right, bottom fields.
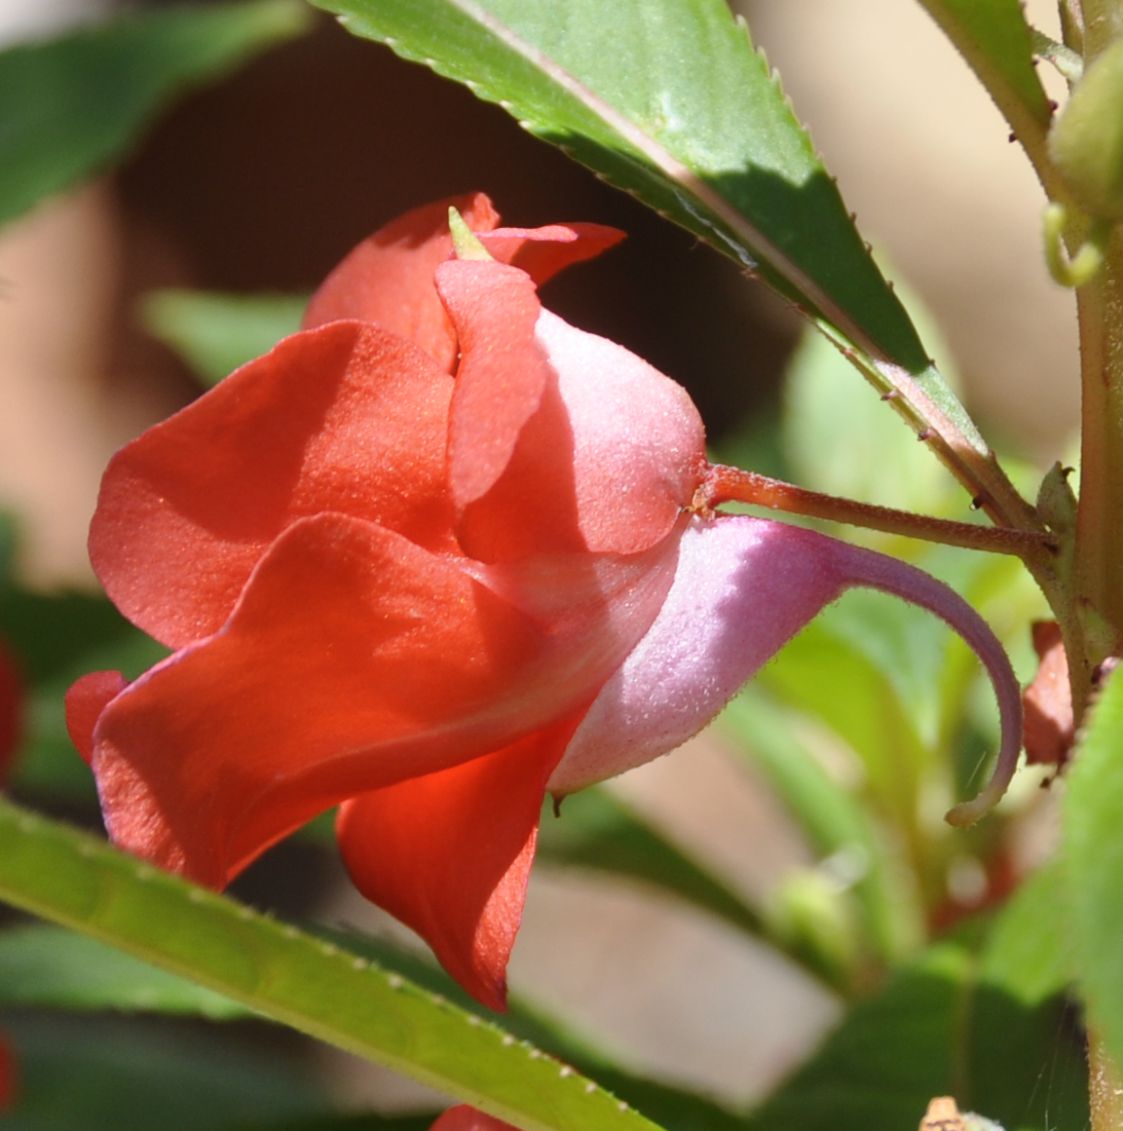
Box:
left=0, top=800, right=660, bottom=1131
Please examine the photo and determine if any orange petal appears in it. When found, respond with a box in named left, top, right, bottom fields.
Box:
left=302, top=193, right=501, bottom=370
left=90, top=322, right=455, bottom=648
left=438, top=259, right=705, bottom=561
left=479, top=222, right=625, bottom=283
left=1023, top=620, right=1074, bottom=767
left=337, top=717, right=579, bottom=1010
left=429, top=1107, right=518, bottom=1131
left=89, top=514, right=676, bottom=889
left=65, top=670, right=127, bottom=765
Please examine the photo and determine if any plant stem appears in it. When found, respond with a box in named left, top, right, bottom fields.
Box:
left=699, top=464, right=1055, bottom=558
left=1073, top=232, right=1123, bottom=670
left=1089, top=1030, right=1123, bottom=1131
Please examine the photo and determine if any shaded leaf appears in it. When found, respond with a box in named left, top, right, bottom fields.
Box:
left=0, top=924, right=248, bottom=1018
left=0, top=0, right=312, bottom=227
left=3, top=1014, right=325, bottom=1131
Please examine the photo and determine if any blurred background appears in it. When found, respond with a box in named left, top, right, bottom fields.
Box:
left=0, top=0, right=1083, bottom=1124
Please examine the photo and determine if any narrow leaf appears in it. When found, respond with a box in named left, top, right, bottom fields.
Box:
left=0, top=0, right=312, bottom=228
left=0, top=800, right=666, bottom=1131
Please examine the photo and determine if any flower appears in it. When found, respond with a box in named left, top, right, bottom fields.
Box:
left=66, top=194, right=1022, bottom=1009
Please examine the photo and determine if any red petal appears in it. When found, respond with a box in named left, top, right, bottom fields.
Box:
left=438, top=259, right=705, bottom=561
left=429, top=1107, right=518, bottom=1131
left=65, top=670, right=127, bottom=765
left=90, top=322, right=455, bottom=648
left=0, top=643, right=23, bottom=784
left=337, top=718, right=578, bottom=1010
left=89, top=513, right=676, bottom=888
left=479, top=222, right=624, bottom=283
left=0, top=1034, right=16, bottom=1113
left=303, top=193, right=501, bottom=370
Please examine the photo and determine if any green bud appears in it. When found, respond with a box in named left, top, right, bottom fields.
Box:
left=1035, top=460, right=1077, bottom=535
left=1049, top=36, right=1123, bottom=220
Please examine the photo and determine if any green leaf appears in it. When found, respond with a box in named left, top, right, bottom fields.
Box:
left=4, top=1014, right=326, bottom=1131
left=141, top=289, right=308, bottom=386
left=745, top=867, right=1087, bottom=1131
left=1065, top=665, right=1123, bottom=1069
left=313, top=0, right=929, bottom=373
left=0, top=799, right=667, bottom=1131
left=0, top=0, right=312, bottom=228
left=324, top=930, right=744, bottom=1131
left=0, top=923, right=249, bottom=1017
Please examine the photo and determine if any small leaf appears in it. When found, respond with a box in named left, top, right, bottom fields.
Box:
left=141, top=289, right=308, bottom=386
left=0, top=799, right=667, bottom=1131
left=0, top=0, right=312, bottom=228
left=1065, top=665, right=1123, bottom=1069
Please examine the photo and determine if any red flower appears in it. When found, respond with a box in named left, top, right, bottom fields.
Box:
left=0, top=640, right=23, bottom=787
left=67, top=194, right=1021, bottom=1009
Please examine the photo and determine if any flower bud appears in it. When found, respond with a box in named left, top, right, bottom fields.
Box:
left=1049, top=36, right=1123, bottom=219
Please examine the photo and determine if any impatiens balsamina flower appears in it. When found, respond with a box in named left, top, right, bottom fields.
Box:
left=66, top=194, right=1023, bottom=1010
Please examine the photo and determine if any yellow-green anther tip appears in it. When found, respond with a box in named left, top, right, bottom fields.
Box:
left=448, top=207, right=492, bottom=261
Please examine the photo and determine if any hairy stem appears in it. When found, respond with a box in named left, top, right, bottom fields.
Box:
left=700, top=465, right=1054, bottom=558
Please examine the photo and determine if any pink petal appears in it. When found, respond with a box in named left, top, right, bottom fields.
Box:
left=552, top=515, right=1023, bottom=828
left=437, top=259, right=706, bottom=561
left=337, top=717, right=578, bottom=1011
left=302, top=193, right=501, bottom=370
left=90, top=322, right=456, bottom=648
left=89, top=513, right=679, bottom=888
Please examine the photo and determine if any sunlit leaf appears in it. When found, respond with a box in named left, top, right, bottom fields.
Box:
left=0, top=800, right=667, bottom=1131
left=313, top=0, right=934, bottom=375
left=0, top=0, right=312, bottom=227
